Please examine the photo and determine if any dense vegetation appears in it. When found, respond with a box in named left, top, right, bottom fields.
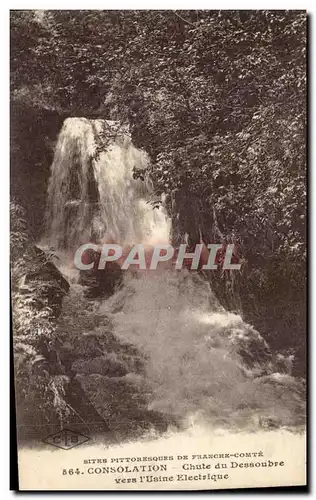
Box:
left=11, top=10, right=306, bottom=374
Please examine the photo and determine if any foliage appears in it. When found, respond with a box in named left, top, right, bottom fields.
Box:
left=10, top=201, right=29, bottom=261
left=10, top=202, right=72, bottom=435
left=10, top=10, right=306, bottom=252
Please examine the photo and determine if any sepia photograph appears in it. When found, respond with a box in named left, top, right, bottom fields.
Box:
left=10, top=9, right=307, bottom=490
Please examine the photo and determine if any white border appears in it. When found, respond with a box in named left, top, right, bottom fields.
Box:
left=3, top=2, right=314, bottom=8
left=1, top=3, right=313, bottom=498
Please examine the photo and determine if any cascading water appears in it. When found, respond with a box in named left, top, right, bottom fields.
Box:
left=45, top=118, right=305, bottom=435
left=44, top=118, right=170, bottom=251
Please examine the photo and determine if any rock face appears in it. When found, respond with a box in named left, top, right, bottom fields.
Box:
left=11, top=201, right=70, bottom=329
left=54, top=287, right=174, bottom=442
left=16, top=245, right=70, bottom=316
left=11, top=202, right=111, bottom=441
left=12, top=241, right=69, bottom=441
left=11, top=205, right=172, bottom=443
left=79, top=249, right=123, bottom=298
left=12, top=245, right=116, bottom=442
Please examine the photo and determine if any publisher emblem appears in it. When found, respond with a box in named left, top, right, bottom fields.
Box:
left=43, top=429, right=90, bottom=450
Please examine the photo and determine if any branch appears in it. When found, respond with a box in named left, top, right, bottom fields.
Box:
left=173, top=11, right=197, bottom=28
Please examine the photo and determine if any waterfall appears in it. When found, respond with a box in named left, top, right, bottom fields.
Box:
left=45, top=117, right=171, bottom=250
left=44, top=118, right=305, bottom=433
